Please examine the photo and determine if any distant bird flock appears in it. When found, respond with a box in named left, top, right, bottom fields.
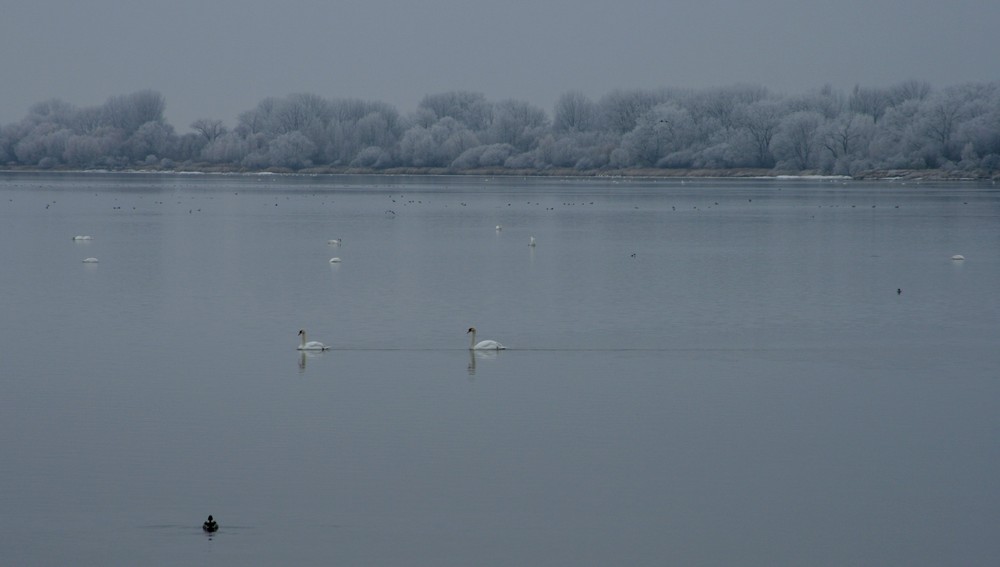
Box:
left=67, top=212, right=968, bottom=353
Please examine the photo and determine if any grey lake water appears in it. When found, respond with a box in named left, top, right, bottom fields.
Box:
left=1, top=171, right=998, bottom=566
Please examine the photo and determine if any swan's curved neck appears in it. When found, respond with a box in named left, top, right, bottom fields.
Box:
left=469, top=330, right=476, bottom=350
left=300, top=332, right=306, bottom=347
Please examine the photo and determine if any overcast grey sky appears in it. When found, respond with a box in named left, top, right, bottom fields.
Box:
left=2, top=0, right=997, bottom=132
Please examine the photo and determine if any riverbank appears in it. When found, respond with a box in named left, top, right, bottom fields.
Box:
left=1, top=164, right=996, bottom=181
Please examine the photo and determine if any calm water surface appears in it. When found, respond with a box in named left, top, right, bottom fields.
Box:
left=1, top=172, right=998, bottom=566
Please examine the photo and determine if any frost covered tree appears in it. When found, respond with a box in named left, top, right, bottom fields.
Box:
left=772, top=111, right=824, bottom=170
left=63, top=134, right=104, bottom=167
left=451, top=143, right=516, bottom=169
left=201, top=131, right=250, bottom=163
left=350, top=146, right=394, bottom=168
left=25, top=99, right=77, bottom=128
left=732, top=99, right=782, bottom=167
left=597, top=89, right=672, bottom=134
left=553, top=91, right=596, bottom=133
left=620, top=103, right=699, bottom=167
left=191, top=119, right=227, bottom=143
left=888, top=80, right=932, bottom=105
left=917, top=83, right=998, bottom=162
left=125, top=121, right=176, bottom=162
left=784, top=85, right=844, bottom=119
left=14, top=124, right=72, bottom=166
left=418, top=91, right=492, bottom=131
left=1, top=82, right=998, bottom=174
left=818, top=112, right=875, bottom=173
left=849, top=85, right=891, bottom=124
left=247, top=131, right=316, bottom=169
left=868, top=99, right=926, bottom=168
left=273, top=93, right=331, bottom=135
left=101, top=90, right=166, bottom=135
left=323, top=99, right=403, bottom=165
left=399, top=117, right=479, bottom=167
left=486, top=99, right=548, bottom=151
left=687, top=84, right=769, bottom=131
left=955, top=108, right=1000, bottom=170
left=237, top=98, right=279, bottom=136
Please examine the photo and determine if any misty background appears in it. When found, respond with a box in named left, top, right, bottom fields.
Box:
left=2, top=0, right=997, bottom=130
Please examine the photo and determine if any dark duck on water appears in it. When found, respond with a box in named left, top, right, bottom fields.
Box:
left=202, top=515, right=219, bottom=533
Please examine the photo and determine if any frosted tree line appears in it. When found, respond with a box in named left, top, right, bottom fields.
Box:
left=1, top=82, right=998, bottom=176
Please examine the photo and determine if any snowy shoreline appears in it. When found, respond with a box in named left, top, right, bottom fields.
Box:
left=0, top=165, right=995, bottom=182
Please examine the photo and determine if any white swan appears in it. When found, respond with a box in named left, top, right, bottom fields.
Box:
left=297, top=329, right=330, bottom=351
left=495, top=225, right=502, bottom=231
left=329, top=257, right=342, bottom=263
left=468, top=327, right=505, bottom=350
left=82, top=257, right=99, bottom=263
left=72, top=235, right=93, bottom=241
left=529, top=236, right=536, bottom=247
left=328, top=239, right=342, bottom=246
left=951, top=254, right=965, bottom=260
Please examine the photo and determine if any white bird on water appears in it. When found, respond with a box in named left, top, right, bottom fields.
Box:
left=328, top=239, right=342, bottom=246
left=529, top=236, right=536, bottom=247
left=82, top=257, right=99, bottom=263
left=951, top=254, right=965, bottom=261
left=468, top=327, right=505, bottom=350
left=297, top=329, right=330, bottom=351
left=329, top=257, right=342, bottom=263
left=72, top=235, right=93, bottom=241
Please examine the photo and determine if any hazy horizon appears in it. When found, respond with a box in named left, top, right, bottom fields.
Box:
left=3, top=0, right=998, bottom=132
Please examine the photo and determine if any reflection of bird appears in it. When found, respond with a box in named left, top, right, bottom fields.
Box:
left=468, top=327, right=505, bottom=350
left=297, top=329, right=330, bottom=351
left=468, top=348, right=501, bottom=375
left=203, top=515, right=219, bottom=533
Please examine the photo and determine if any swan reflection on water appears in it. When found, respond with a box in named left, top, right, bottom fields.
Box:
left=467, top=348, right=501, bottom=376
left=298, top=349, right=327, bottom=372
